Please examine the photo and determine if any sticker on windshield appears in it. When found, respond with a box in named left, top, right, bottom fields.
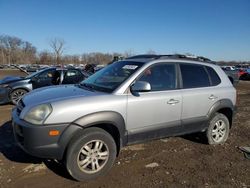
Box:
left=122, top=65, right=138, bottom=70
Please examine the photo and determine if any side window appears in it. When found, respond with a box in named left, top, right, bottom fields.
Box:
left=63, top=70, right=82, bottom=84
left=64, top=70, right=82, bottom=79
left=180, top=64, right=210, bottom=88
left=65, top=70, right=80, bottom=77
left=38, top=70, right=55, bottom=79
left=206, top=66, right=221, bottom=86
left=138, top=64, right=176, bottom=91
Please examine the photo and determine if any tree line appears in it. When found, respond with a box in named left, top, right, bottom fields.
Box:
left=0, top=34, right=133, bottom=65
left=1, top=34, right=248, bottom=66
left=0, top=35, right=37, bottom=65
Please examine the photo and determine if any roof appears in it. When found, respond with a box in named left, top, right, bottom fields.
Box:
left=125, top=54, right=216, bottom=64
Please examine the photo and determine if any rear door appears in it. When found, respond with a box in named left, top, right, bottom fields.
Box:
left=126, top=63, right=182, bottom=143
left=179, top=63, right=221, bottom=132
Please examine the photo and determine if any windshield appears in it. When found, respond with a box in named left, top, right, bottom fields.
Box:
left=80, top=61, right=143, bottom=93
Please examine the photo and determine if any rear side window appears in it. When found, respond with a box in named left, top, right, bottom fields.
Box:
left=206, top=66, right=221, bottom=86
left=63, top=70, right=83, bottom=84
left=180, top=64, right=210, bottom=88
left=65, top=70, right=81, bottom=77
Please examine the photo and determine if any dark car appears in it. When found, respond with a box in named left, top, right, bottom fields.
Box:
left=0, top=67, right=90, bottom=104
left=239, top=68, right=250, bottom=80
left=221, top=67, right=239, bottom=85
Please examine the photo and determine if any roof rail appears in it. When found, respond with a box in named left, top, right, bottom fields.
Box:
left=126, top=54, right=214, bottom=63
left=125, top=54, right=159, bottom=60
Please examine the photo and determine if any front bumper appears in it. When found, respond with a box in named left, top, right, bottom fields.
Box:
left=0, top=87, right=11, bottom=104
left=12, top=108, right=82, bottom=159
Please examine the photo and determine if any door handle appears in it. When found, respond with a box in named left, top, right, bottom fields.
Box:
left=167, top=99, right=179, bottom=105
left=208, top=95, right=218, bottom=100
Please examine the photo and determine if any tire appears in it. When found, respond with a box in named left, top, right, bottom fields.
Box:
left=65, top=127, right=117, bottom=181
left=206, top=113, right=230, bottom=145
left=10, top=89, right=27, bottom=105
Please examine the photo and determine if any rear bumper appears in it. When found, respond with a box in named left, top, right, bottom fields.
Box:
left=0, top=87, right=11, bottom=104
left=12, top=108, right=82, bottom=160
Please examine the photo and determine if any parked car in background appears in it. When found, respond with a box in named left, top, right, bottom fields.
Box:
left=240, top=68, right=250, bottom=80
left=84, top=64, right=96, bottom=73
left=221, top=67, right=239, bottom=85
left=94, top=64, right=105, bottom=72
left=0, top=67, right=90, bottom=104
left=221, top=66, right=236, bottom=71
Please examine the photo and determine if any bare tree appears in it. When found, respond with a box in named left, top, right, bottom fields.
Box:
left=49, top=38, right=65, bottom=65
left=123, top=49, right=135, bottom=58
left=39, top=51, right=54, bottom=65
left=0, top=35, right=37, bottom=65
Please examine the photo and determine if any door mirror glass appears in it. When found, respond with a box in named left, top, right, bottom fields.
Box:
left=131, top=81, right=151, bottom=92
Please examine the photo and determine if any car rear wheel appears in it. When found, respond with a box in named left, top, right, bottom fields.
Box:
left=206, top=113, right=230, bottom=145
left=10, top=89, right=27, bottom=105
left=65, top=127, right=117, bottom=181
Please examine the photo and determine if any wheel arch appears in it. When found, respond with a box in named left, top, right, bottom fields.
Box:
left=207, top=99, right=235, bottom=127
left=62, top=111, right=127, bottom=158
left=10, top=87, right=30, bottom=95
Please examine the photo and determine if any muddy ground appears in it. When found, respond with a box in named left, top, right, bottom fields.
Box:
left=0, top=70, right=250, bottom=188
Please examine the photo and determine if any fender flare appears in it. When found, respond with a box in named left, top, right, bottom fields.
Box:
left=73, top=111, right=126, bottom=135
left=207, top=99, right=234, bottom=119
left=57, top=111, right=127, bottom=160
left=11, top=86, right=31, bottom=92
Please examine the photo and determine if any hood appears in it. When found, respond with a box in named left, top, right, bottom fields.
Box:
left=0, top=76, right=24, bottom=84
left=22, top=85, right=104, bottom=106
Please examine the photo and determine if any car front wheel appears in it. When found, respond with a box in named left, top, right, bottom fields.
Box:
left=65, top=127, right=117, bottom=181
left=10, top=89, right=27, bottom=105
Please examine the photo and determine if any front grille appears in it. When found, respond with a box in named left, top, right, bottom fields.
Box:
left=16, top=99, right=25, bottom=116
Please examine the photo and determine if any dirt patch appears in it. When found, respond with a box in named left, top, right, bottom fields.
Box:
left=0, top=70, right=250, bottom=187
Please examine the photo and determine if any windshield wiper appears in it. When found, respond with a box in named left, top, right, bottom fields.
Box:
left=78, top=83, right=95, bottom=91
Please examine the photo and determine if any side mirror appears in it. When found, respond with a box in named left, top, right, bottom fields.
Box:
left=131, top=81, right=151, bottom=93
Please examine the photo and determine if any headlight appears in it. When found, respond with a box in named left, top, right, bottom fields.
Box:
left=24, top=104, right=52, bottom=125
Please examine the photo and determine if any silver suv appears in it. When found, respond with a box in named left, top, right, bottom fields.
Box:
left=12, top=55, right=237, bottom=181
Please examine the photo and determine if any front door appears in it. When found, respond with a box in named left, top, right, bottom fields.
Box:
left=126, top=63, right=182, bottom=143
left=32, top=69, right=57, bottom=89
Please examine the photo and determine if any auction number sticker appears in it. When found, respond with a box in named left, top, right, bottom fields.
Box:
left=122, top=65, right=138, bottom=70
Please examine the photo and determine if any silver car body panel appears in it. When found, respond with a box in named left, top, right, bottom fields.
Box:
left=20, top=59, right=236, bottom=132
left=126, top=90, right=182, bottom=131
